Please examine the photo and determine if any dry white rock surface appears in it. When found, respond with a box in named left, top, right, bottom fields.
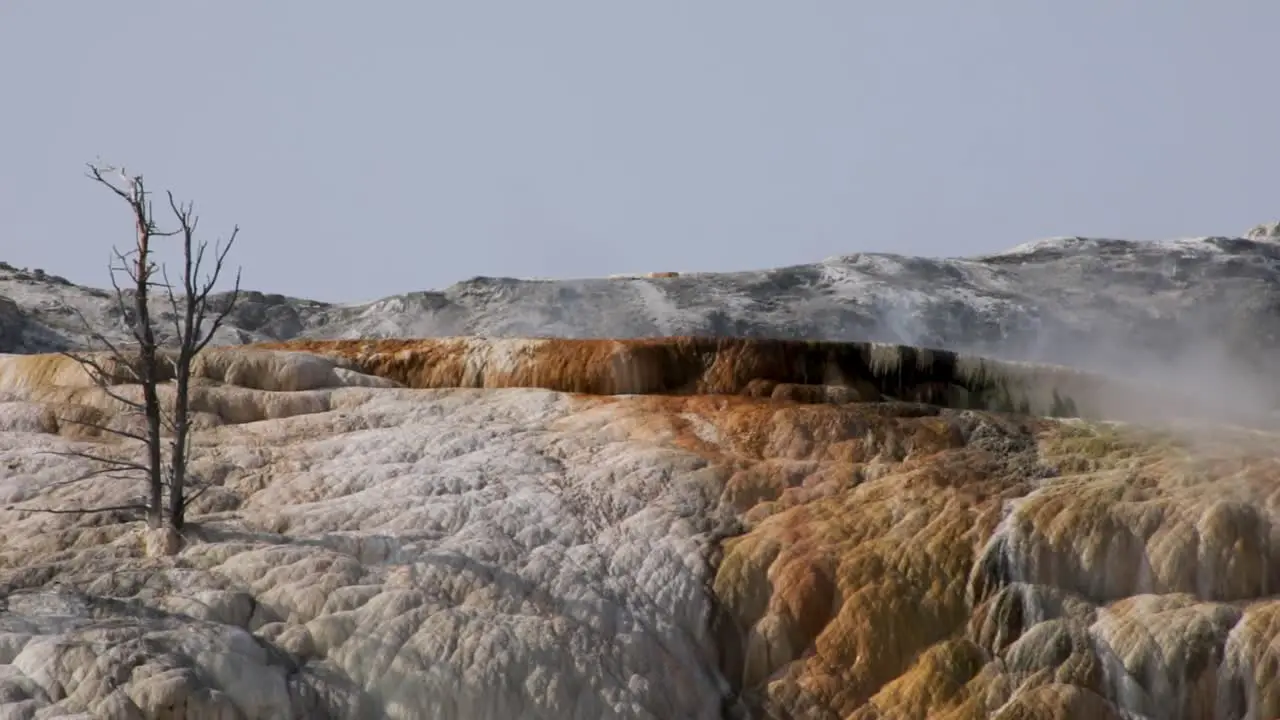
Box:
left=0, top=351, right=735, bottom=719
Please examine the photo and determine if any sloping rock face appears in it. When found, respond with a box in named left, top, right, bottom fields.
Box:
left=0, top=339, right=1278, bottom=718
left=7, top=231, right=1280, bottom=396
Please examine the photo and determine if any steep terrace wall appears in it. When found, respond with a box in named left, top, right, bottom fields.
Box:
left=4, top=336, right=1269, bottom=428
left=256, top=336, right=1236, bottom=426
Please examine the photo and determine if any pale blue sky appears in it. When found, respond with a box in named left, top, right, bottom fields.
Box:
left=2, top=3, right=1277, bottom=302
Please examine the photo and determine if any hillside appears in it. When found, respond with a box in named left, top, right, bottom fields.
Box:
left=6, top=225, right=1280, bottom=379
left=1, top=231, right=1280, bottom=718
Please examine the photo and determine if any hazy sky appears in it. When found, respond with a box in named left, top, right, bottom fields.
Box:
left=2, top=3, right=1277, bottom=302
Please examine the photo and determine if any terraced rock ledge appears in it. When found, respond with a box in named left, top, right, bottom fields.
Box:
left=0, top=337, right=1276, bottom=718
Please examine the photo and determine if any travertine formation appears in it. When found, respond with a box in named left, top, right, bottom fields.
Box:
left=251, top=336, right=1267, bottom=427
left=0, top=338, right=1277, bottom=718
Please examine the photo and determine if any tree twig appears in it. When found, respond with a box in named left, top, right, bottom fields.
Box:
left=5, top=503, right=149, bottom=516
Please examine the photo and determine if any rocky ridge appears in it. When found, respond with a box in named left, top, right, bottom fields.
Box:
left=6, top=227, right=1280, bottom=379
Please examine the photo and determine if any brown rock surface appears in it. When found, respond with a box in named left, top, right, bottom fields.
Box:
left=255, top=336, right=1220, bottom=423
left=0, top=337, right=1277, bottom=718
left=694, top=404, right=1280, bottom=719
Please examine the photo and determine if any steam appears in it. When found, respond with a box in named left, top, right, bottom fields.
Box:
left=865, top=266, right=1280, bottom=432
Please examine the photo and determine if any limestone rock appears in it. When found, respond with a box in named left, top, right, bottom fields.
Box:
left=1245, top=220, right=1280, bottom=240
left=0, top=339, right=1277, bottom=717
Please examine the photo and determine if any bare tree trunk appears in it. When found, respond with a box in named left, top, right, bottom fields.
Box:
left=168, top=355, right=189, bottom=529
left=167, top=235, right=197, bottom=530
left=132, top=221, right=165, bottom=529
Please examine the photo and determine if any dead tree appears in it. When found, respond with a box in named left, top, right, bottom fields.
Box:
left=41, top=161, right=241, bottom=532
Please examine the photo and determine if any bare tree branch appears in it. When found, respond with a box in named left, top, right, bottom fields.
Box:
left=181, top=479, right=218, bottom=510
left=5, top=503, right=149, bottom=516
left=41, top=449, right=152, bottom=474
left=195, top=276, right=241, bottom=357
left=190, top=230, right=241, bottom=358
left=86, top=164, right=137, bottom=204
left=55, top=352, right=147, bottom=414
left=52, top=414, right=150, bottom=444
left=32, top=463, right=149, bottom=494
left=161, top=264, right=185, bottom=351
left=63, top=304, right=143, bottom=377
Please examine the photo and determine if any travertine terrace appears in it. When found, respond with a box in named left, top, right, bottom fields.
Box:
left=0, top=337, right=1278, bottom=718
